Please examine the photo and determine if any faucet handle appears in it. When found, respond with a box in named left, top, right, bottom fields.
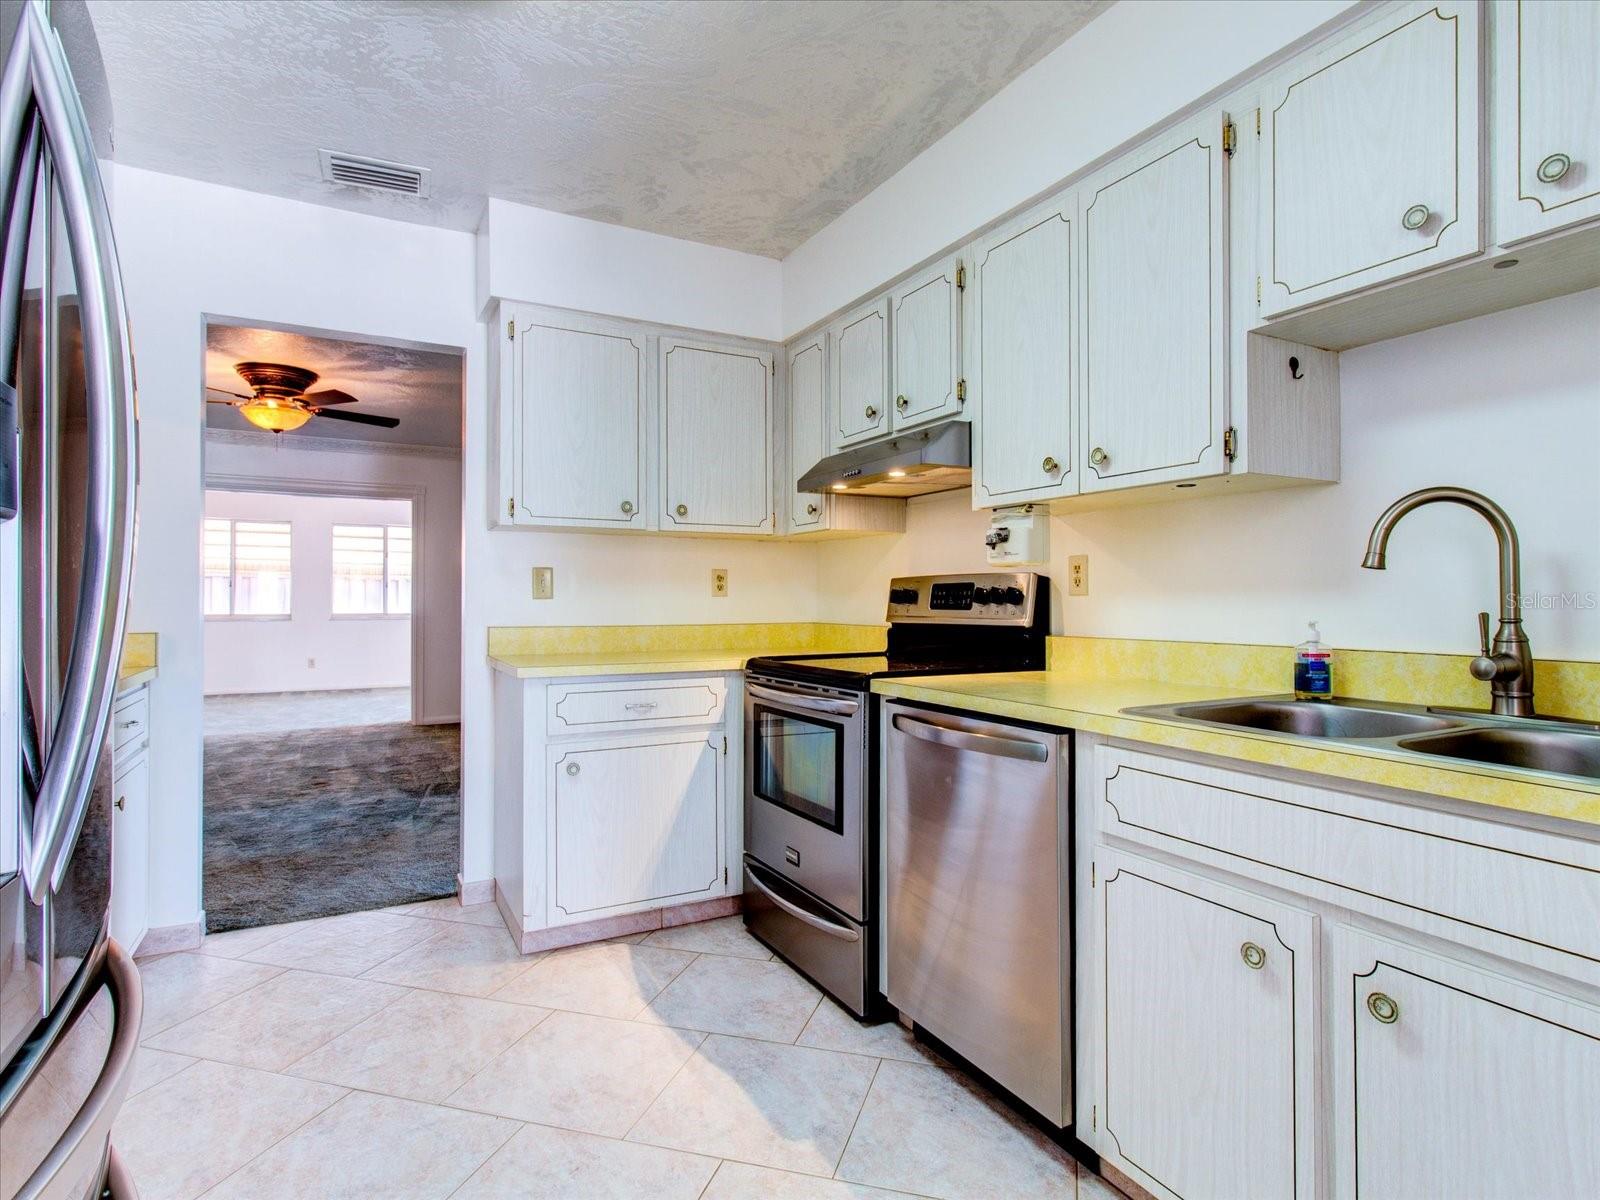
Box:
left=1471, top=611, right=1508, bottom=682
left=1478, top=611, right=1492, bottom=658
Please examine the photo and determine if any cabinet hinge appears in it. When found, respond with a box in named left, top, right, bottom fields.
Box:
left=1092, top=1105, right=1097, bottom=1131
left=722, top=735, right=728, bottom=756
left=1255, top=107, right=1261, bottom=137
left=1222, top=119, right=1236, bottom=158
left=1091, top=860, right=1096, bottom=888
left=506, top=318, right=514, bottom=340
left=1255, top=275, right=1262, bottom=305
left=956, top=378, right=967, bottom=403
left=955, top=264, right=966, bottom=290
left=507, top=497, right=515, bottom=518
left=1223, top=427, right=1238, bottom=461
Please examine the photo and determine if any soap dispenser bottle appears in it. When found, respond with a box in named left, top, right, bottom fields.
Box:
left=1294, top=621, right=1333, bottom=701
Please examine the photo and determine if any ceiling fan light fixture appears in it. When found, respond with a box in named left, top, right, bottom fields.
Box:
left=239, top=397, right=313, bottom=433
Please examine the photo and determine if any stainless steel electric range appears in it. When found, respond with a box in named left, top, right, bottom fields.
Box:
left=741, top=572, right=1049, bottom=1017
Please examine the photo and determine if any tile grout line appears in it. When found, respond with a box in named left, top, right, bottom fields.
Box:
left=186, top=1074, right=351, bottom=1199
left=436, top=1005, right=559, bottom=1110
left=830, top=1053, right=884, bottom=1183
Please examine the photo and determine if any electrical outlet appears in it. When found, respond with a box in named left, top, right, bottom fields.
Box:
left=712, top=568, right=729, bottom=597
left=1068, top=555, right=1089, bottom=596
left=531, top=567, right=554, bottom=600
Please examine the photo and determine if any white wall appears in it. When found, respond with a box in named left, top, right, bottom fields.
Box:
left=202, top=490, right=412, bottom=696
left=781, top=0, right=1356, bottom=335
left=817, top=289, right=1600, bottom=661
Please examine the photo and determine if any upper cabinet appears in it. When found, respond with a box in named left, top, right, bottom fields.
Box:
left=503, top=306, right=649, bottom=529
left=969, top=197, right=1076, bottom=506
left=1494, top=0, right=1600, bottom=244
left=1081, top=111, right=1227, bottom=492
left=831, top=297, right=891, bottom=448
left=1260, top=2, right=1484, bottom=318
left=889, top=256, right=965, bottom=429
left=659, top=336, right=774, bottom=535
left=786, top=331, right=828, bottom=532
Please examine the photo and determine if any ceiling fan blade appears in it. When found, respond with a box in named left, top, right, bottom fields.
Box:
left=315, top=407, right=400, bottom=429
left=302, top=388, right=359, bottom=407
left=206, top=386, right=253, bottom=400
left=205, top=398, right=241, bottom=406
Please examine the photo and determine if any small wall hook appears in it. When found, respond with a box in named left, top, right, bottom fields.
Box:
left=1289, top=355, right=1304, bottom=380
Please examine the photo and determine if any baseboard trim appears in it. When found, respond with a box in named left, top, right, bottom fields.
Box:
left=136, top=920, right=203, bottom=958
left=500, top=891, right=742, bottom=956
left=457, top=876, right=494, bottom=905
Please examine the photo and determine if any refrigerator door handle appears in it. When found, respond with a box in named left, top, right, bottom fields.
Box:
left=3, top=2, right=138, bottom=897
left=0, top=109, right=42, bottom=523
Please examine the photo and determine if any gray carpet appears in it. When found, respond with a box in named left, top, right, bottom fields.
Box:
left=203, top=721, right=460, bottom=932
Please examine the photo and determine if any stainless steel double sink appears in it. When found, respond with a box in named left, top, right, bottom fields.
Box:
left=1124, top=696, right=1600, bottom=782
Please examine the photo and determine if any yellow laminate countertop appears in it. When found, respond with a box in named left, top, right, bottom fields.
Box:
left=489, top=647, right=807, bottom=678
left=872, top=672, right=1600, bottom=829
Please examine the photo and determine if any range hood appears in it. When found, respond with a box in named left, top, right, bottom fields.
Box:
left=797, top=419, right=971, bottom=498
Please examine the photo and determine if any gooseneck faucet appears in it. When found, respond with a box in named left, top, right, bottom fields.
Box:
left=1361, top=486, right=1535, bottom=718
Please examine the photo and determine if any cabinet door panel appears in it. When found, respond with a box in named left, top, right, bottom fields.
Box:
left=550, top=737, right=722, bottom=922
left=1332, top=928, right=1600, bottom=1200
left=110, top=758, right=149, bottom=949
left=832, top=299, right=890, bottom=447
left=971, top=199, right=1075, bottom=506
left=660, top=338, right=773, bottom=534
left=787, top=333, right=828, bottom=530
left=890, top=259, right=962, bottom=429
left=512, top=310, right=648, bottom=527
left=1495, top=0, right=1600, bottom=244
left=1100, top=850, right=1315, bottom=1200
left=1262, top=2, right=1483, bottom=316
left=1082, top=112, right=1226, bottom=491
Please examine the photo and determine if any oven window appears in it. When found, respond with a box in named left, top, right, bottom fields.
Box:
left=752, top=705, right=843, bottom=831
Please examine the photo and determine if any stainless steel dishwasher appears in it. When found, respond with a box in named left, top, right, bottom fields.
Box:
left=884, top=700, right=1071, bottom=1126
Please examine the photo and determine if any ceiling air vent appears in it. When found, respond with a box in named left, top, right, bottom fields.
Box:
left=317, top=150, right=431, bottom=197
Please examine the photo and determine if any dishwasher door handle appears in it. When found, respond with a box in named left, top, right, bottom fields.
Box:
left=746, top=862, right=861, bottom=942
left=892, top=714, right=1049, bottom=762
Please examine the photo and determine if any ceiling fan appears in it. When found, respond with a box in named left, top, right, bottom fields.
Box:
left=206, top=361, right=401, bottom=434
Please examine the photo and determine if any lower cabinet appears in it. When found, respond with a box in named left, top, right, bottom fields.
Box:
left=1330, top=926, right=1600, bottom=1200
left=109, top=686, right=151, bottom=951
left=547, top=730, right=726, bottom=926
left=1098, top=848, right=1316, bottom=1200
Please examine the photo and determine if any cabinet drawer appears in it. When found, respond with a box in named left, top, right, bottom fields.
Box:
left=547, top=677, right=726, bottom=736
left=112, top=690, right=149, bottom=752
left=1098, top=746, right=1600, bottom=968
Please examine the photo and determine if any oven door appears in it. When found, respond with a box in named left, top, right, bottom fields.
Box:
left=744, top=679, right=866, bottom=921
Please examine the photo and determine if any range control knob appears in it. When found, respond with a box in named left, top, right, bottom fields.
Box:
left=1002, top=586, right=1026, bottom=606
left=890, top=587, right=919, bottom=605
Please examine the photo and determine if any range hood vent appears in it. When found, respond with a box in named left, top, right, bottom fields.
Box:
left=797, top=419, right=971, bottom=498
left=318, top=150, right=431, bottom=197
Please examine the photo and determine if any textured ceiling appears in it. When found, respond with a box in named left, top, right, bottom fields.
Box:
left=205, top=324, right=463, bottom=448
left=86, top=0, right=1110, bottom=258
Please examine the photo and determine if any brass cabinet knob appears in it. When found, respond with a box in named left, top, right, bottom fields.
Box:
left=1367, top=991, right=1399, bottom=1024
left=1089, top=446, right=1109, bottom=468
left=1240, top=942, right=1267, bottom=970
left=620, top=500, right=634, bottom=514
left=1042, top=456, right=1059, bottom=474
left=1537, top=152, right=1572, bottom=184
left=565, top=762, right=580, bottom=776
left=806, top=503, right=819, bottom=516
left=675, top=503, right=688, bottom=517
left=864, top=405, right=878, bottom=421
left=1402, top=204, right=1430, bottom=231
left=895, top=394, right=909, bottom=410
left=114, top=796, right=125, bottom=811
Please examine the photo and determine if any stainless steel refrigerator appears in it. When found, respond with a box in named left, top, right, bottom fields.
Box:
left=0, top=1, right=142, bottom=1197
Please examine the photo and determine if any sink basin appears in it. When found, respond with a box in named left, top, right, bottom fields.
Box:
left=1398, top=727, right=1600, bottom=780
left=1165, top=699, right=1465, bottom=739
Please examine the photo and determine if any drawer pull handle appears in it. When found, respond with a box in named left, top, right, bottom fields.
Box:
left=565, top=762, right=580, bottom=777
left=1367, top=991, right=1400, bottom=1025
left=1240, top=942, right=1267, bottom=970
left=1536, top=152, right=1572, bottom=184
left=1401, top=204, right=1430, bottom=231
left=624, top=702, right=658, bottom=712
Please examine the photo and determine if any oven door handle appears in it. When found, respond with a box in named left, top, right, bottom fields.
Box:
left=746, top=863, right=861, bottom=942
left=747, top=683, right=860, bottom=716
left=891, top=714, right=1049, bottom=762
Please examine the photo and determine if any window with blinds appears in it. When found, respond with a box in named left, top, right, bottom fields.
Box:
left=332, top=524, right=412, bottom=616
left=202, top=518, right=292, bottom=616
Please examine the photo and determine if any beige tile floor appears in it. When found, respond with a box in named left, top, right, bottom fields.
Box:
left=120, top=907, right=1125, bottom=1200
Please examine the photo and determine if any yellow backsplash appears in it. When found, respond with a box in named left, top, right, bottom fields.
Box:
left=488, top=622, right=887, bottom=659
left=1047, top=636, right=1600, bottom=721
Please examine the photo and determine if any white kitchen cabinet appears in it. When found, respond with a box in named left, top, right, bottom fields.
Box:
left=969, top=195, right=1076, bottom=506
left=831, top=297, right=891, bottom=448
left=1097, top=847, right=1316, bottom=1200
left=658, top=336, right=774, bottom=535
left=548, top=731, right=724, bottom=925
left=1493, top=0, right=1600, bottom=245
left=1080, top=110, right=1227, bottom=492
left=889, top=256, right=965, bottom=430
left=1260, top=1, right=1484, bottom=318
left=1330, top=925, right=1600, bottom=1200
left=109, top=685, right=150, bottom=952
left=502, top=304, right=650, bottom=530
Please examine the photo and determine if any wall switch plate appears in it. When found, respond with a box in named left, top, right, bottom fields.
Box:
left=712, top=568, right=729, bottom=597
left=1068, top=555, right=1089, bottom=596
left=531, top=567, right=554, bottom=600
